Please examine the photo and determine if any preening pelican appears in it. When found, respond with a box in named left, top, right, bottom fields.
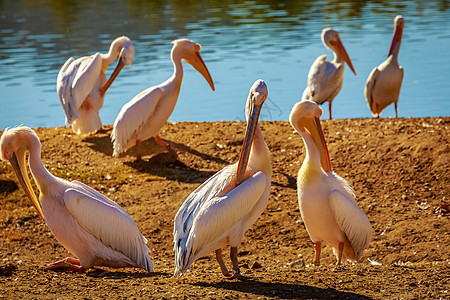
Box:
left=302, top=28, right=357, bottom=120
left=0, top=126, right=153, bottom=272
left=365, top=15, right=404, bottom=118
left=111, top=39, right=215, bottom=161
left=173, top=80, right=271, bottom=278
left=289, top=100, right=371, bottom=265
left=57, top=36, right=134, bottom=135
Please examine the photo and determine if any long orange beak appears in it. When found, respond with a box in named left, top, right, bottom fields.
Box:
left=300, top=117, right=332, bottom=173
left=100, top=57, right=126, bottom=97
left=9, top=152, right=45, bottom=220
left=388, top=23, right=404, bottom=57
left=235, top=94, right=262, bottom=185
left=188, top=51, right=215, bottom=91
left=331, top=38, right=357, bottom=76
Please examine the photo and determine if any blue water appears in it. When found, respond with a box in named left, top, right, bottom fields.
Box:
left=0, top=0, right=449, bottom=129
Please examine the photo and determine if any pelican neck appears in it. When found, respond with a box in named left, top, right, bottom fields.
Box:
left=248, top=124, right=271, bottom=176
left=170, top=46, right=185, bottom=82
left=27, top=133, right=59, bottom=193
left=298, top=130, right=326, bottom=174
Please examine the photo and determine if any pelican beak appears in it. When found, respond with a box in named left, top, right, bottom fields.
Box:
left=301, top=117, right=332, bottom=173
left=9, top=152, right=45, bottom=220
left=388, top=22, right=404, bottom=57
left=331, top=37, right=357, bottom=76
left=189, top=51, right=215, bottom=91
left=100, top=56, right=126, bottom=97
left=235, top=93, right=262, bottom=185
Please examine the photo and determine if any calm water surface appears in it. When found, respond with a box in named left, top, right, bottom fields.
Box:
left=1, top=0, right=449, bottom=129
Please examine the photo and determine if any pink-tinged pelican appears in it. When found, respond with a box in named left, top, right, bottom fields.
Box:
left=57, top=36, right=134, bottom=135
left=365, top=15, right=405, bottom=118
left=289, top=100, right=371, bottom=265
left=173, top=80, right=271, bottom=278
left=111, top=39, right=215, bottom=161
left=0, top=126, right=153, bottom=272
left=302, top=28, right=357, bottom=120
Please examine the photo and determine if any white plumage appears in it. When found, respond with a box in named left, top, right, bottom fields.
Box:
left=111, top=39, right=215, bottom=161
left=0, top=126, right=153, bottom=272
left=365, top=15, right=405, bottom=118
left=302, top=28, right=357, bottom=120
left=57, top=36, right=134, bottom=135
left=173, top=80, right=271, bottom=278
left=289, top=100, right=371, bottom=265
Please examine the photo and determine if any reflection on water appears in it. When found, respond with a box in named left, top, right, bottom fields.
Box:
left=0, top=0, right=449, bottom=128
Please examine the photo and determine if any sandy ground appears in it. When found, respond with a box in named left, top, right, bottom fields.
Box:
left=0, top=117, right=449, bottom=299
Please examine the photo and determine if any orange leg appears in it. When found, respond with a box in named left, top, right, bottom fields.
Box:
left=135, top=140, right=142, bottom=162
left=215, top=249, right=231, bottom=277
left=328, top=102, right=332, bottom=120
left=228, top=246, right=249, bottom=280
left=154, top=135, right=171, bottom=150
left=314, top=241, right=321, bottom=266
left=337, top=242, right=344, bottom=265
left=44, top=257, right=86, bottom=272
left=395, top=102, right=398, bottom=118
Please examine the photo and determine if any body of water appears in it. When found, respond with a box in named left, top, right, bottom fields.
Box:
left=1, top=0, right=449, bottom=129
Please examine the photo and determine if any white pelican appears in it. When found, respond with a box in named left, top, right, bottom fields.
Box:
left=289, top=100, right=371, bottom=265
left=173, top=79, right=271, bottom=278
left=57, top=36, right=134, bottom=135
left=0, top=126, right=153, bottom=272
left=365, top=15, right=405, bottom=118
left=111, top=39, right=215, bottom=161
left=302, top=28, right=357, bottom=119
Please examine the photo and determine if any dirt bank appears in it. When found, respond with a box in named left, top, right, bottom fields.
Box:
left=0, top=117, right=449, bottom=299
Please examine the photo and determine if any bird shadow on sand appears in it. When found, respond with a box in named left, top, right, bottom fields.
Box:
left=0, top=179, right=19, bottom=196
left=85, top=268, right=170, bottom=279
left=272, top=173, right=297, bottom=190
left=165, top=140, right=229, bottom=165
left=124, top=155, right=217, bottom=184
left=192, top=279, right=372, bottom=300
left=82, top=134, right=114, bottom=156
left=82, top=134, right=229, bottom=166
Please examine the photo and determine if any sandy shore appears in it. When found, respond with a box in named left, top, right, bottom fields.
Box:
left=0, top=117, right=449, bottom=299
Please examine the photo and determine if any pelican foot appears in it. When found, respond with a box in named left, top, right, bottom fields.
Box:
left=313, top=260, right=320, bottom=266
left=43, top=257, right=86, bottom=272
left=226, top=268, right=252, bottom=280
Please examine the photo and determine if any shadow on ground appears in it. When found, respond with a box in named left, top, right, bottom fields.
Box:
left=193, top=279, right=372, bottom=299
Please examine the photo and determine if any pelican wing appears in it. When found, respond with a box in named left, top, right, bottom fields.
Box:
left=302, top=55, right=328, bottom=100
left=57, top=54, right=102, bottom=123
left=63, top=181, right=154, bottom=271
left=364, top=67, right=380, bottom=114
left=111, top=86, right=163, bottom=156
left=329, top=190, right=372, bottom=261
left=174, top=169, right=267, bottom=275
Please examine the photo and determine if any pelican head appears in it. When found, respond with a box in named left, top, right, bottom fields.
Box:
left=388, top=15, right=405, bottom=57
left=117, top=36, right=135, bottom=67
left=321, top=28, right=357, bottom=76
left=172, top=39, right=215, bottom=91
left=236, top=79, right=268, bottom=184
left=289, top=100, right=331, bottom=173
left=100, top=36, right=135, bottom=96
left=0, top=127, right=44, bottom=220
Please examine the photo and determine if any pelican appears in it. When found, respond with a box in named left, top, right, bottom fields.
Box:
left=289, top=100, right=371, bottom=265
left=365, top=15, right=405, bottom=118
left=302, top=28, right=357, bottom=119
left=173, top=80, right=271, bottom=278
left=111, top=39, right=215, bottom=161
left=57, top=36, right=134, bottom=135
left=0, top=126, right=153, bottom=272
